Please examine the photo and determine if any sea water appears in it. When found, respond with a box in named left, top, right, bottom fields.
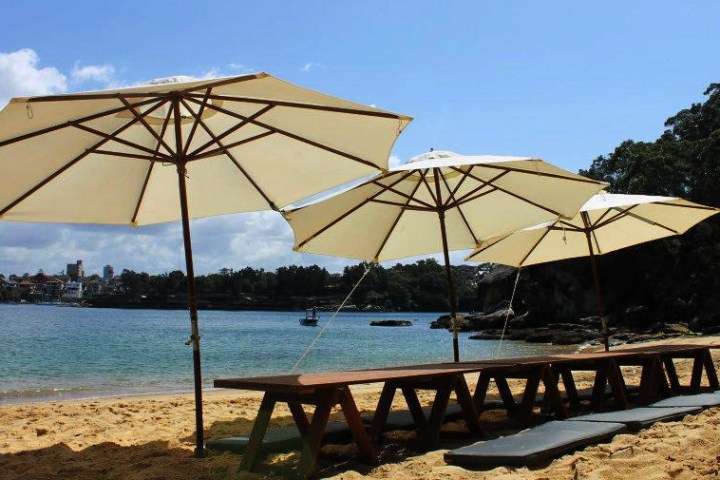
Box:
left=0, top=304, right=574, bottom=404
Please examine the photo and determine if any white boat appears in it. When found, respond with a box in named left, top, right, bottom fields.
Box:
left=299, top=308, right=319, bottom=326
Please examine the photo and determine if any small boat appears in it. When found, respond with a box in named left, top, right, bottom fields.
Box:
left=299, top=308, right=319, bottom=326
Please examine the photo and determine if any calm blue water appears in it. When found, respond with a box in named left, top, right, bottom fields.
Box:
left=0, top=304, right=574, bottom=404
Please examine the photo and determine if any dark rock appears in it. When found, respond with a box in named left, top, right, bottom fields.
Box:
left=624, top=305, right=652, bottom=327
left=369, top=320, right=412, bottom=327
left=429, top=314, right=465, bottom=330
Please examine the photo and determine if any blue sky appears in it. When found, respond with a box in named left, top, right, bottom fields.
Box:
left=0, top=0, right=718, bottom=276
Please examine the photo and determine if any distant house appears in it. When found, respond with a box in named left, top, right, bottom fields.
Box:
left=63, top=281, right=83, bottom=301
left=18, top=280, right=36, bottom=295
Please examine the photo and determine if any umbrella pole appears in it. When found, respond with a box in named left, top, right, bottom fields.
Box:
left=581, top=212, right=609, bottom=352
left=588, top=252, right=609, bottom=352
left=438, top=210, right=460, bottom=362
left=176, top=162, right=206, bottom=457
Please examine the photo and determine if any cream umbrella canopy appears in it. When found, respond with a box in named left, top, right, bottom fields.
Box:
left=466, top=192, right=719, bottom=351
left=283, top=150, right=606, bottom=362
left=0, top=72, right=412, bottom=455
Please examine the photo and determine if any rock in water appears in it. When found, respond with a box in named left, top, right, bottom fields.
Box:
left=369, top=320, right=413, bottom=327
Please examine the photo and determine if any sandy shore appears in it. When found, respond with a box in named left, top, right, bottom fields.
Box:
left=1, top=336, right=719, bottom=480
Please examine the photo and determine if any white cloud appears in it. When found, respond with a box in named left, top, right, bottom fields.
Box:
left=71, top=63, right=116, bottom=85
left=0, top=48, right=66, bottom=106
left=388, top=155, right=403, bottom=168
left=228, top=63, right=255, bottom=73
left=301, top=62, right=323, bottom=73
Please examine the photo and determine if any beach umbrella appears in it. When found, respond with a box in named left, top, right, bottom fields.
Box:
left=282, top=150, right=606, bottom=362
left=466, top=192, right=719, bottom=351
left=0, top=72, right=412, bottom=455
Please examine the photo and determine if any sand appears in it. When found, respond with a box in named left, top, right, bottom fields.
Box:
left=1, top=336, right=719, bottom=480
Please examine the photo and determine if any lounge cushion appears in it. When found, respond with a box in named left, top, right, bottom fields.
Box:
left=444, top=420, right=625, bottom=468
left=651, top=393, right=720, bottom=408
left=569, top=406, right=701, bottom=431
left=361, top=403, right=464, bottom=430
left=206, top=421, right=351, bottom=454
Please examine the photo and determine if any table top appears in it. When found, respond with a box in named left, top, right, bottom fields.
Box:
left=214, top=344, right=713, bottom=393
left=214, top=363, right=513, bottom=392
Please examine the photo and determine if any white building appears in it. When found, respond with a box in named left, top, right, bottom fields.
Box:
left=63, top=281, right=83, bottom=301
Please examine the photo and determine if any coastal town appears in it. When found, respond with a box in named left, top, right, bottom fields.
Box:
left=0, top=260, right=116, bottom=304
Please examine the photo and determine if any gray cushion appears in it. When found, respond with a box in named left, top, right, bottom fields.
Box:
left=206, top=421, right=351, bottom=454
left=651, top=393, right=720, bottom=408
left=570, top=406, right=701, bottom=431
left=444, top=420, right=626, bottom=468
left=361, top=403, right=464, bottom=430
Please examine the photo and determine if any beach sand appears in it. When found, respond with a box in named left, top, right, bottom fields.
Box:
left=1, top=336, right=719, bottom=480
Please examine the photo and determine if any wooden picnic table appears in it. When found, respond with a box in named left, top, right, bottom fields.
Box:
left=214, top=363, right=494, bottom=479
left=214, top=344, right=719, bottom=478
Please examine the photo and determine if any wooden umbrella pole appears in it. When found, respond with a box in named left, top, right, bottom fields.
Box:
left=433, top=168, right=460, bottom=362
left=176, top=160, right=205, bottom=457
left=173, top=96, right=205, bottom=458
left=439, top=209, right=460, bottom=362
left=581, top=212, right=609, bottom=352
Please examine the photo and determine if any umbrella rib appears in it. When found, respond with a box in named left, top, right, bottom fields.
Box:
left=91, top=150, right=171, bottom=162
left=369, top=178, right=436, bottom=210
left=179, top=73, right=265, bottom=93
left=373, top=175, right=425, bottom=260
left=131, top=104, right=174, bottom=225
left=119, top=97, right=175, bottom=156
left=184, top=96, right=381, bottom=170
left=25, top=92, right=169, bottom=102
left=181, top=89, right=212, bottom=158
left=467, top=232, right=515, bottom=260
left=72, top=122, right=174, bottom=161
left=443, top=165, right=474, bottom=209
left=473, top=162, right=603, bottom=185
left=180, top=100, right=277, bottom=210
left=606, top=206, right=681, bottom=235
left=0, top=97, right=161, bottom=149
left=191, top=131, right=275, bottom=161
left=370, top=199, right=428, bottom=210
left=440, top=169, right=479, bottom=245
left=295, top=171, right=415, bottom=249
left=186, top=92, right=409, bottom=120
left=452, top=167, right=565, bottom=217
left=419, top=170, right=440, bottom=208
left=445, top=169, right=508, bottom=208
left=0, top=105, right=166, bottom=218
left=518, top=226, right=555, bottom=266
left=185, top=102, right=274, bottom=158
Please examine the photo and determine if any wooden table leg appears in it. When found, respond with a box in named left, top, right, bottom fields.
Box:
left=473, top=372, right=491, bottom=411
left=516, top=368, right=541, bottom=427
left=703, top=349, right=719, bottom=389
left=691, top=351, right=706, bottom=391
left=453, top=375, right=483, bottom=434
left=297, top=389, right=337, bottom=480
left=591, top=363, right=609, bottom=410
left=401, top=386, right=427, bottom=428
left=663, top=357, right=681, bottom=392
left=241, top=393, right=276, bottom=472
left=288, top=402, right=310, bottom=437
left=422, top=377, right=453, bottom=448
left=338, top=387, right=377, bottom=465
left=495, top=377, right=517, bottom=413
left=560, top=368, right=580, bottom=407
left=606, top=360, right=628, bottom=410
left=542, top=367, right=568, bottom=420
left=370, top=382, right=397, bottom=441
